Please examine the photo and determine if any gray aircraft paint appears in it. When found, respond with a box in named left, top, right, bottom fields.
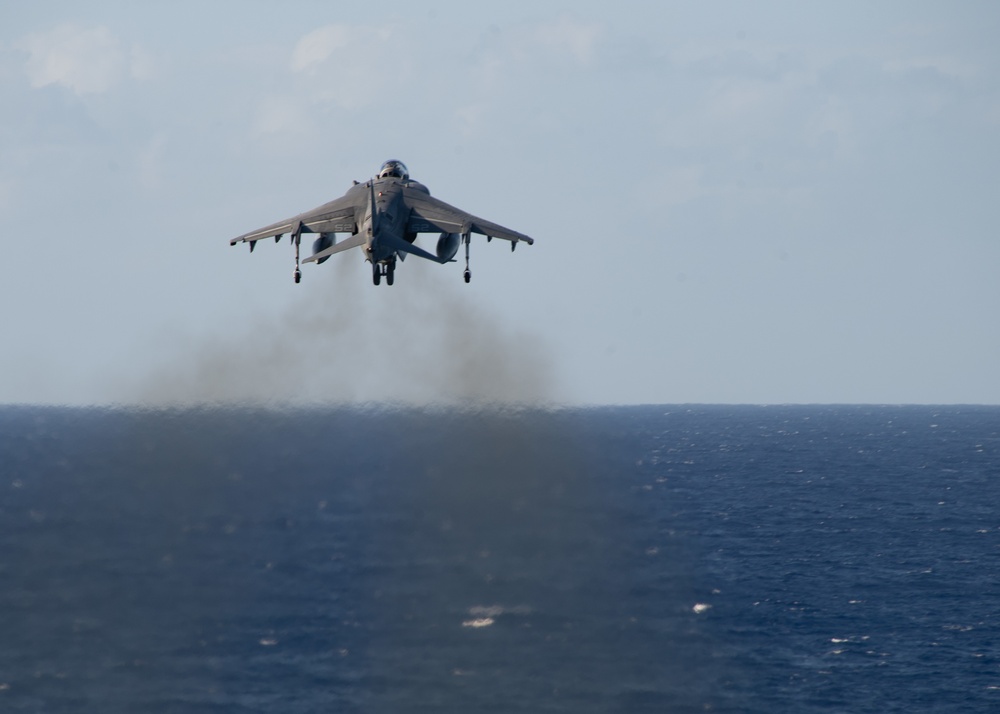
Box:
left=230, top=160, right=533, bottom=285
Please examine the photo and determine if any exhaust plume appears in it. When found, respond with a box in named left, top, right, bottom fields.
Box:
left=125, top=259, right=556, bottom=407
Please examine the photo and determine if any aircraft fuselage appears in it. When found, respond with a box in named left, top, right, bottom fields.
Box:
left=364, top=178, right=414, bottom=266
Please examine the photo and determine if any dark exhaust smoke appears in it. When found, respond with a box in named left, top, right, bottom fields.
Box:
left=125, top=258, right=557, bottom=408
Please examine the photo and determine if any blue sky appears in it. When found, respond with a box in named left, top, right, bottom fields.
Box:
left=2, top=1, right=998, bottom=405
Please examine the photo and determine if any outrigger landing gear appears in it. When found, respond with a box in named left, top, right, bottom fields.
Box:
left=462, top=232, right=471, bottom=284
left=293, top=233, right=302, bottom=284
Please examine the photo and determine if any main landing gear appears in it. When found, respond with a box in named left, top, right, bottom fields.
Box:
left=372, top=258, right=396, bottom=286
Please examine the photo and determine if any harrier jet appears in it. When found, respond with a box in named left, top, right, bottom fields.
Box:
left=230, top=160, right=533, bottom=285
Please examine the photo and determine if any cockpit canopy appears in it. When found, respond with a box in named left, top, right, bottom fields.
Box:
left=378, top=160, right=409, bottom=180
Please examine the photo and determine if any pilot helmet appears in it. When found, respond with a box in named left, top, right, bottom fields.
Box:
left=378, top=160, right=409, bottom=180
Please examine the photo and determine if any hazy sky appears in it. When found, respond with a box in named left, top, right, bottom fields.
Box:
left=2, top=1, right=998, bottom=406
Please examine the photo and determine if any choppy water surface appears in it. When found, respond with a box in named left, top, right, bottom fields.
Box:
left=1, top=405, right=997, bottom=712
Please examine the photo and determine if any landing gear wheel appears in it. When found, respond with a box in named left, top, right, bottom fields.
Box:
left=294, top=268, right=301, bottom=284
left=463, top=269, right=471, bottom=284
left=386, top=261, right=395, bottom=286
left=373, top=265, right=381, bottom=285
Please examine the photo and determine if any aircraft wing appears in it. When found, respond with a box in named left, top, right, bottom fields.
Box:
left=402, top=187, right=534, bottom=245
left=230, top=193, right=361, bottom=246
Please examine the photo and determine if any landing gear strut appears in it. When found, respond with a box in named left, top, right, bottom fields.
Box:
left=463, top=232, right=471, bottom=283
left=293, top=234, right=302, bottom=284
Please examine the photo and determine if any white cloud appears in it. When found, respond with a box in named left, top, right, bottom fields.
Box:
left=449, top=16, right=603, bottom=138
left=251, top=99, right=315, bottom=138
left=706, top=78, right=782, bottom=123
left=18, top=24, right=127, bottom=95
left=479, top=15, right=603, bottom=70
left=287, top=23, right=402, bottom=111
left=290, top=25, right=354, bottom=73
left=531, top=15, right=602, bottom=65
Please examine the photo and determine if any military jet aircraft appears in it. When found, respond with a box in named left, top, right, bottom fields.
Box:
left=230, top=160, right=533, bottom=285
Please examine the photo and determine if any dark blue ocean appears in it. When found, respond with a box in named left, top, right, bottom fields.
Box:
left=1, top=405, right=997, bottom=712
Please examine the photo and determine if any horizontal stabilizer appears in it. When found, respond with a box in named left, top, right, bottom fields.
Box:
left=380, top=232, right=453, bottom=264
left=302, top=233, right=367, bottom=264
